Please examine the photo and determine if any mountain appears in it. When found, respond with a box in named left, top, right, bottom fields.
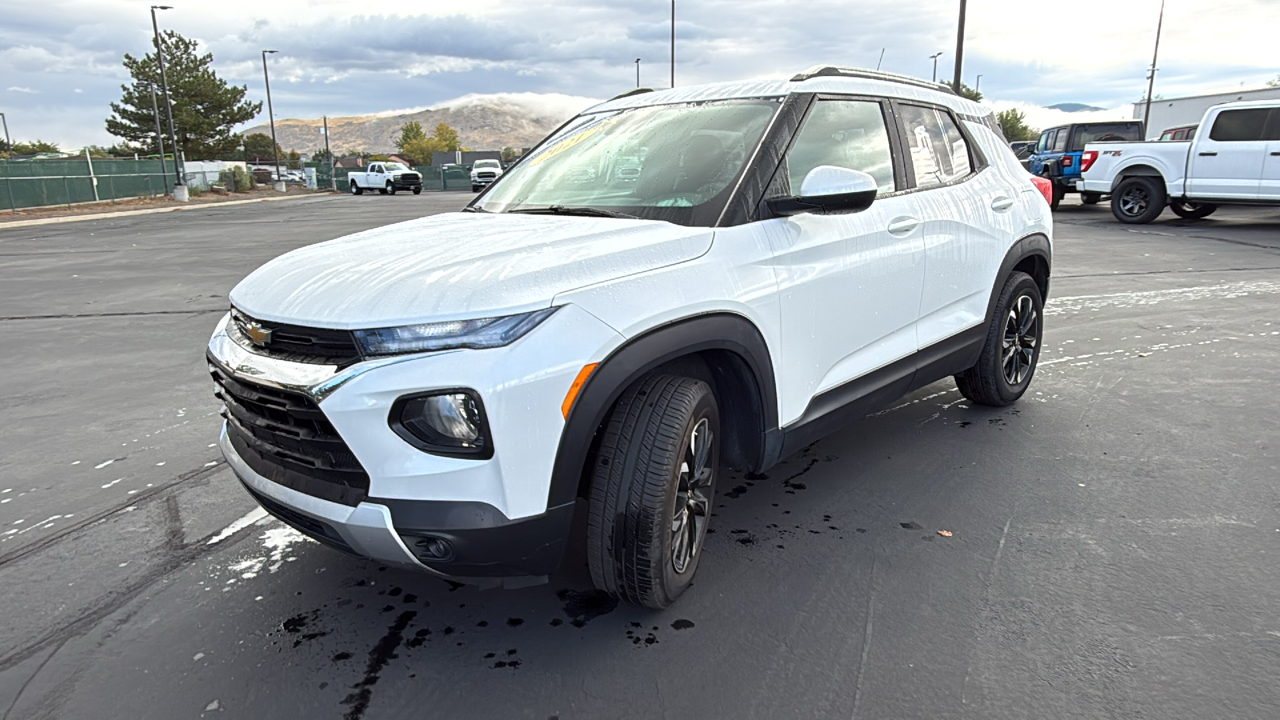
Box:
left=239, top=93, right=599, bottom=155
left=1046, top=102, right=1107, bottom=113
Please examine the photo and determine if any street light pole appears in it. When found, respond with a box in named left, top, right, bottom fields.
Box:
left=635, top=58, right=641, bottom=88
left=150, top=5, right=186, bottom=201
left=262, top=50, right=284, bottom=192
left=976, top=74, right=983, bottom=93
left=149, top=84, right=168, bottom=188
left=670, top=0, right=676, bottom=88
left=952, top=0, right=968, bottom=93
left=930, top=52, right=944, bottom=83
left=1141, top=0, right=1167, bottom=140
left=0, top=112, right=15, bottom=213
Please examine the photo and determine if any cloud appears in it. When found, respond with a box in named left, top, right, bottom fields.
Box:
left=8, top=86, right=39, bottom=94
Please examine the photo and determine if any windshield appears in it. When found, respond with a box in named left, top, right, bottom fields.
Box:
left=474, top=99, right=780, bottom=227
left=385, top=163, right=409, bottom=171
left=475, top=160, right=501, bottom=169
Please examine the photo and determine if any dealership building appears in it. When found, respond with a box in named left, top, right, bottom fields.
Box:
left=1134, top=85, right=1280, bottom=139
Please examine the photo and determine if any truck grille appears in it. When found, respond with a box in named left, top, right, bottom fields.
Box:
left=212, top=363, right=369, bottom=506
left=231, top=310, right=362, bottom=366
left=476, top=172, right=497, bottom=180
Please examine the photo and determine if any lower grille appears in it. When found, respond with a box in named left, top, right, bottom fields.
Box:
left=211, top=362, right=369, bottom=506
left=241, top=482, right=355, bottom=554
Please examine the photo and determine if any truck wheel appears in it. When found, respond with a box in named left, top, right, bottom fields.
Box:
left=1043, top=174, right=1063, bottom=211
left=955, top=271, right=1043, bottom=407
left=1081, top=192, right=1102, bottom=205
left=412, top=187, right=422, bottom=195
left=471, top=185, right=481, bottom=193
left=1111, top=177, right=1165, bottom=224
left=350, top=182, right=363, bottom=196
left=587, top=374, right=719, bottom=609
left=1170, top=200, right=1216, bottom=220
left=387, top=182, right=396, bottom=195
left=378, top=187, right=388, bottom=195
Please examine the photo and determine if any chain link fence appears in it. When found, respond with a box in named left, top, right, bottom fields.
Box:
left=0, top=157, right=172, bottom=211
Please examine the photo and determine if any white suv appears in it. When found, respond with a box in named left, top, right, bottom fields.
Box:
left=209, top=67, right=1053, bottom=608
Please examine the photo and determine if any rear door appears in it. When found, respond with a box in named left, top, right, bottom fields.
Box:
left=1187, top=108, right=1269, bottom=199
left=1259, top=109, right=1280, bottom=200
left=764, top=96, right=925, bottom=419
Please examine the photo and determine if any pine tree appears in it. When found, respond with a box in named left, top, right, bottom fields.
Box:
left=105, top=31, right=261, bottom=160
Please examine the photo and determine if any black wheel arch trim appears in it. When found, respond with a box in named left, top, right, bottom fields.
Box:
left=986, top=233, right=1051, bottom=325
left=546, top=312, right=779, bottom=509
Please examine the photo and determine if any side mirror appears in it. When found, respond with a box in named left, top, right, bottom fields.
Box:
left=766, top=166, right=879, bottom=217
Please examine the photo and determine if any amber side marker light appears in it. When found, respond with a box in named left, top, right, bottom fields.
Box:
left=561, top=363, right=599, bottom=418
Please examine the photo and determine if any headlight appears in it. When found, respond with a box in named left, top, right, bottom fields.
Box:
left=390, top=390, right=492, bottom=459
left=352, top=308, right=557, bottom=356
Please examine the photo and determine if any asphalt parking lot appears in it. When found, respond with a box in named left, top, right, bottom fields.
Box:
left=1, top=193, right=1278, bottom=719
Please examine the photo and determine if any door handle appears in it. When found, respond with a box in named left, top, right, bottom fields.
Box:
left=1198, top=152, right=1218, bottom=157
left=991, top=196, right=1015, bottom=212
left=1271, top=152, right=1280, bottom=156
left=887, top=217, right=919, bottom=235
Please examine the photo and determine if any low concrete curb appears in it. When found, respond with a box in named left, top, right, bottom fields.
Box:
left=0, top=192, right=335, bottom=230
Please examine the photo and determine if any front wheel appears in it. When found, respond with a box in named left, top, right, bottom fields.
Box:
left=1170, top=200, right=1216, bottom=220
left=412, top=187, right=422, bottom=195
left=471, top=185, right=481, bottom=192
left=955, top=271, right=1043, bottom=407
left=1111, top=176, right=1166, bottom=224
left=587, top=375, right=719, bottom=609
left=387, top=183, right=396, bottom=195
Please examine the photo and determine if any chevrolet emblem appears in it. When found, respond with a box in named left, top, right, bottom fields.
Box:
left=243, top=321, right=273, bottom=347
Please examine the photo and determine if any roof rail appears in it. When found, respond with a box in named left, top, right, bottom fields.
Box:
left=607, top=87, right=656, bottom=101
left=790, top=66, right=957, bottom=96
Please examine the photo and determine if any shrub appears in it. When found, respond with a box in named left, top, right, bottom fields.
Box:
left=218, top=166, right=256, bottom=192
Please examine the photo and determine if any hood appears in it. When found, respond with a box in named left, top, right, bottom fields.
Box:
left=229, top=212, right=713, bottom=329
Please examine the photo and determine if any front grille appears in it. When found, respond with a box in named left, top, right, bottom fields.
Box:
left=477, top=172, right=497, bottom=180
left=211, top=362, right=369, bottom=506
left=231, top=310, right=361, bottom=365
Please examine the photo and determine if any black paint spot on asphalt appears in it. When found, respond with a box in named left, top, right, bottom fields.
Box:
left=809, top=530, right=821, bottom=534
left=507, top=649, right=518, bottom=655
left=735, top=534, right=756, bottom=546
left=340, top=610, right=416, bottom=720
left=281, top=610, right=317, bottom=634
left=387, top=587, right=402, bottom=597
left=745, top=472, right=769, bottom=480
left=829, top=526, right=839, bottom=530
left=319, top=682, right=328, bottom=690
left=506, top=618, right=524, bottom=628
left=959, top=421, right=971, bottom=427
left=484, top=652, right=495, bottom=659
left=294, top=631, right=328, bottom=648
left=731, top=529, right=748, bottom=534
left=900, top=522, right=922, bottom=530
left=706, top=528, right=716, bottom=534
left=476, top=621, right=489, bottom=628
left=381, top=605, right=395, bottom=613
left=856, top=528, right=867, bottom=533
left=405, top=628, right=432, bottom=648
left=354, top=580, right=367, bottom=587
left=443, top=626, right=455, bottom=635
left=823, top=515, right=832, bottom=521
left=988, top=418, right=1005, bottom=426
left=549, top=618, right=563, bottom=627
left=776, top=544, right=785, bottom=549
left=492, top=660, right=521, bottom=669
left=671, top=619, right=695, bottom=630
left=630, top=622, right=642, bottom=628
left=332, top=652, right=352, bottom=662
left=445, top=580, right=465, bottom=592
left=557, top=589, right=619, bottom=628
left=402, top=594, right=417, bottom=604
left=789, top=483, right=807, bottom=491
left=726, top=485, right=749, bottom=499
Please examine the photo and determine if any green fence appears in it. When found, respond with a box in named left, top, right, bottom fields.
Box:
left=0, top=158, right=171, bottom=211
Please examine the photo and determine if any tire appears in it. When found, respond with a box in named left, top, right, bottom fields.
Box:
left=587, top=374, right=719, bottom=609
left=1170, top=200, right=1217, bottom=220
left=955, top=271, right=1044, bottom=407
left=387, top=183, right=396, bottom=196
left=1081, top=192, right=1102, bottom=205
left=378, top=187, right=388, bottom=195
left=1044, top=175, right=1064, bottom=211
left=1111, top=176, right=1166, bottom=224
left=412, top=187, right=422, bottom=195
left=472, top=185, right=481, bottom=193
left=350, top=182, right=363, bottom=196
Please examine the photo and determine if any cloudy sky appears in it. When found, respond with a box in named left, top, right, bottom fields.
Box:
left=3, top=0, right=1277, bottom=149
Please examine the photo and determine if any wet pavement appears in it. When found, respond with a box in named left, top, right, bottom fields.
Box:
left=2, top=194, right=1278, bottom=719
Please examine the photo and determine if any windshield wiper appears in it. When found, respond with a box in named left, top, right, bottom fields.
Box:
left=460, top=206, right=489, bottom=213
left=508, top=205, right=637, bottom=219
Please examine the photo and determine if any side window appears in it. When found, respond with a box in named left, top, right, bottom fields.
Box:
left=1052, top=129, right=1068, bottom=152
left=1038, top=130, right=1055, bottom=154
left=1209, top=109, right=1270, bottom=142
left=785, top=99, right=896, bottom=195
left=898, top=104, right=973, bottom=189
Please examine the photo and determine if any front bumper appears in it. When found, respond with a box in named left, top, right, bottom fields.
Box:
left=392, top=175, right=422, bottom=189
left=207, top=305, right=623, bottom=585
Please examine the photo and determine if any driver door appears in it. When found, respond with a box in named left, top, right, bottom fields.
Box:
left=764, top=97, right=925, bottom=425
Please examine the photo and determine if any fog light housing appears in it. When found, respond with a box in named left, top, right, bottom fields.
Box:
left=407, top=535, right=454, bottom=562
left=390, top=389, right=493, bottom=459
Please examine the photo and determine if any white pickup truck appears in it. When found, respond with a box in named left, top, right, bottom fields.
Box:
left=348, top=162, right=423, bottom=196
left=1079, top=100, right=1280, bottom=223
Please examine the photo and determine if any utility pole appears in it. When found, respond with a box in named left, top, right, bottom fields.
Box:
left=1141, top=0, right=1166, bottom=140
left=636, top=58, right=641, bottom=88
left=323, top=115, right=334, bottom=190
left=976, top=74, right=983, bottom=93
left=149, top=84, right=168, bottom=188
left=876, top=48, right=885, bottom=71
left=262, top=50, right=284, bottom=192
left=670, top=0, right=676, bottom=88
left=0, top=112, right=15, bottom=213
left=952, top=0, right=968, bottom=93
left=150, top=5, right=186, bottom=201
left=930, top=52, right=944, bottom=83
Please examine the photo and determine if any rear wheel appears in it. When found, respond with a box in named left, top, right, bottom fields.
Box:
left=955, top=271, right=1043, bottom=407
left=350, top=182, right=363, bottom=196
left=1043, top=175, right=1064, bottom=210
left=587, top=375, right=719, bottom=609
left=1170, top=200, right=1216, bottom=220
left=1111, top=176, right=1166, bottom=224
left=1081, top=192, right=1102, bottom=205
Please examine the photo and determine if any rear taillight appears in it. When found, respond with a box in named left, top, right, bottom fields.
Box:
left=1062, top=156, right=1073, bottom=167
left=1080, top=150, right=1099, bottom=173
left=1030, top=175, right=1054, bottom=206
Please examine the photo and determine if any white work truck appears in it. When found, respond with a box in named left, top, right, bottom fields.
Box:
left=1079, top=100, right=1280, bottom=223
left=348, top=162, right=423, bottom=196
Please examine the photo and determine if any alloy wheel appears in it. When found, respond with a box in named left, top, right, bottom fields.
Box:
left=671, top=418, right=713, bottom=574
left=1002, top=294, right=1038, bottom=385
left=1119, top=186, right=1149, bottom=217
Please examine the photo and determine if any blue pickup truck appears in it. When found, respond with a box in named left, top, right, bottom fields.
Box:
left=1028, top=121, right=1144, bottom=209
